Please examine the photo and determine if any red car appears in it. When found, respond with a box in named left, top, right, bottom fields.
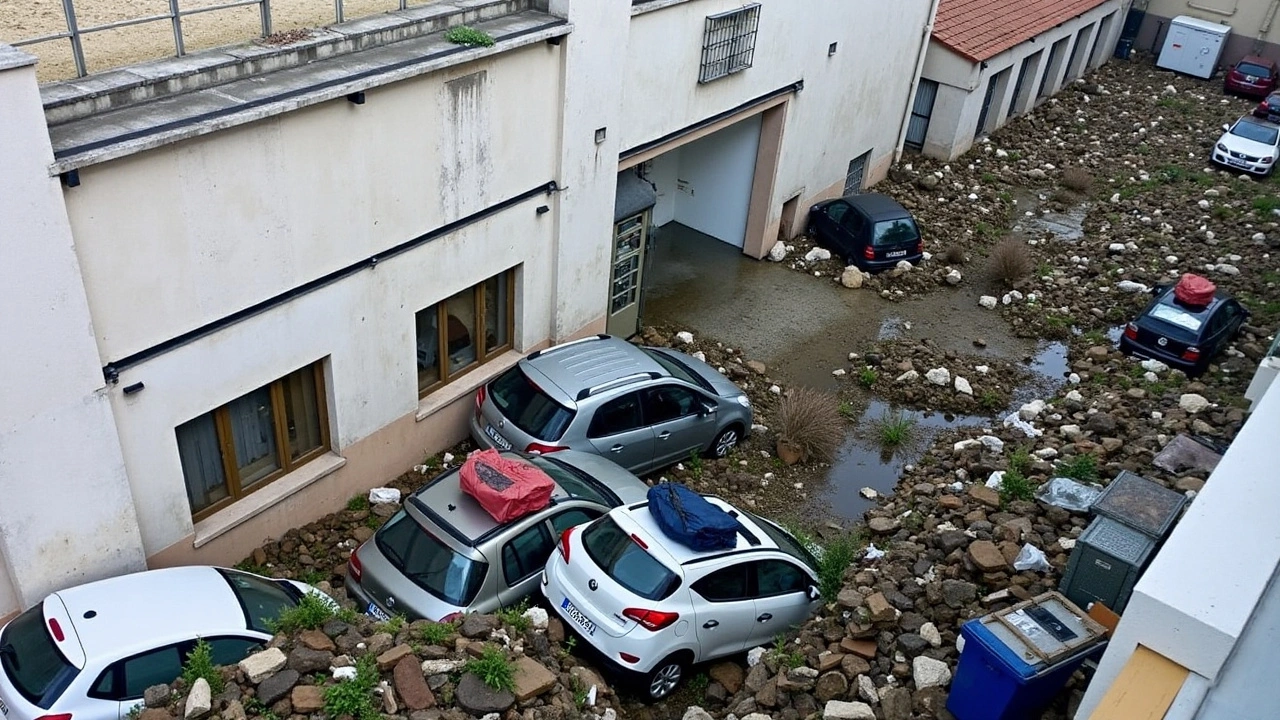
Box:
left=1254, top=91, right=1280, bottom=123
left=1224, top=55, right=1279, bottom=99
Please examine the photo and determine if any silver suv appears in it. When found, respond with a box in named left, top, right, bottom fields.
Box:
left=346, top=450, right=648, bottom=622
left=468, top=335, right=753, bottom=474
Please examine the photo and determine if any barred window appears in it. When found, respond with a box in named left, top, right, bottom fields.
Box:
left=699, top=4, right=761, bottom=84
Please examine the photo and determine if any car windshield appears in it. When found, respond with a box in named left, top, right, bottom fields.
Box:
left=1238, top=62, right=1272, bottom=77
left=0, top=605, right=77, bottom=707
left=489, top=366, right=575, bottom=441
left=1149, top=301, right=1205, bottom=333
left=746, top=512, right=819, bottom=572
left=872, top=218, right=920, bottom=247
left=376, top=510, right=488, bottom=606
left=218, top=569, right=299, bottom=633
left=530, top=455, right=616, bottom=506
left=1230, top=121, right=1280, bottom=145
left=582, top=517, right=679, bottom=601
left=640, top=348, right=713, bottom=392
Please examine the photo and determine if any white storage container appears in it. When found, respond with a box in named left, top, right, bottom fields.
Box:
left=1156, top=15, right=1231, bottom=79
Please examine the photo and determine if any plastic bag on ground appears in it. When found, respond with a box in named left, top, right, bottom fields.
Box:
left=368, top=487, right=401, bottom=505
left=1153, top=433, right=1224, bottom=475
left=459, top=448, right=554, bottom=523
left=864, top=544, right=886, bottom=561
left=1002, top=412, right=1043, bottom=438
left=1013, top=544, right=1052, bottom=572
left=1034, top=477, right=1103, bottom=513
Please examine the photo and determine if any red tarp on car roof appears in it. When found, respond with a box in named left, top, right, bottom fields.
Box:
left=1174, top=273, right=1216, bottom=307
left=459, top=449, right=554, bottom=523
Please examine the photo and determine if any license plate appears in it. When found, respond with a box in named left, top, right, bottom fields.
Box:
left=1227, top=158, right=1248, bottom=167
left=886, top=250, right=907, bottom=258
left=366, top=602, right=392, bottom=622
left=485, top=424, right=512, bottom=450
left=560, top=597, right=596, bottom=636
left=0, top=698, right=8, bottom=716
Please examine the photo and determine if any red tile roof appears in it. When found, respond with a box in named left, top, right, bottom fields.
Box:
left=933, top=0, right=1112, bottom=62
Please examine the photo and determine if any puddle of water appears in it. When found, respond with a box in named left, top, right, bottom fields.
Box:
left=1010, top=191, right=1088, bottom=243
left=877, top=317, right=906, bottom=340
left=1029, top=341, right=1070, bottom=382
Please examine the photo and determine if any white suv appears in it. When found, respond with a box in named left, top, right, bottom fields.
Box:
left=541, top=495, right=822, bottom=700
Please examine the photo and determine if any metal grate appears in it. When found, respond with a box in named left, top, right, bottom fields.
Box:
left=698, top=4, right=761, bottom=84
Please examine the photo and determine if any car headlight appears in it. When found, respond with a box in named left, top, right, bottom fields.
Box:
left=1216, top=143, right=1228, bottom=152
left=735, top=394, right=751, bottom=408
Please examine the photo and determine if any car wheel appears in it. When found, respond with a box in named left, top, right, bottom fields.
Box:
left=643, top=655, right=686, bottom=701
left=708, top=426, right=740, bottom=458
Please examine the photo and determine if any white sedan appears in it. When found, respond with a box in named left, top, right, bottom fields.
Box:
left=0, top=567, right=332, bottom=720
left=1211, top=115, right=1280, bottom=176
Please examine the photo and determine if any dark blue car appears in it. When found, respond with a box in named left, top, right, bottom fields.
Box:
left=1119, top=285, right=1249, bottom=376
left=807, top=193, right=923, bottom=271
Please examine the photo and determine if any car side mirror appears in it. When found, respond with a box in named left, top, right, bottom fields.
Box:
left=1223, top=123, right=1231, bottom=131
left=699, top=401, right=718, bottom=417
left=808, top=585, right=822, bottom=602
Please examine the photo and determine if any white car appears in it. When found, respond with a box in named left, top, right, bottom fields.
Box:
left=541, top=495, right=822, bottom=700
left=0, top=567, right=332, bottom=720
left=1211, top=115, right=1280, bottom=175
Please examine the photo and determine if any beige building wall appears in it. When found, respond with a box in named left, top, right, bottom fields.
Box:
left=1136, top=0, right=1280, bottom=62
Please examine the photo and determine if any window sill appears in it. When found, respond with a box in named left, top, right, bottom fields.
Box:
left=416, top=350, right=522, bottom=421
left=192, top=452, right=347, bottom=548
left=631, top=0, right=696, bottom=16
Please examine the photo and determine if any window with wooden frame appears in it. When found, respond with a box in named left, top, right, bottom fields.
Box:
left=416, top=269, right=515, bottom=396
left=176, top=361, right=330, bottom=521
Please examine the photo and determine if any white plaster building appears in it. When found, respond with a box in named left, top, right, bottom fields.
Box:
left=907, top=0, right=1128, bottom=160
left=0, top=0, right=938, bottom=619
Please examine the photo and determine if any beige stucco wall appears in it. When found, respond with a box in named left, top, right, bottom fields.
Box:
left=1136, top=0, right=1280, bottom=64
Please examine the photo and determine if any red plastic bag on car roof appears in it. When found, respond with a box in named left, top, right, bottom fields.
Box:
left=459, top=448, right=555, bottom=523
left=1173, top=273, right=1216, bottom=307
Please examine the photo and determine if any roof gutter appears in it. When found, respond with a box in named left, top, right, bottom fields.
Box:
left=895, top=0, right=943, bottom=162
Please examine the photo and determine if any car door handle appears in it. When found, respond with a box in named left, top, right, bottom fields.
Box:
left=609, top=444, right=624, bottom=453
left=702, top=620, right=719, bottom=629
left=756, top=613, right=773, bottom=623
left=657, top=431, right=671, bottom=440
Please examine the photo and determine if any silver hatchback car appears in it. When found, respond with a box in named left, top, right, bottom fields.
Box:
left=346, top=450, right=648, bottom=622
left=468, top=335, right=753, bottom=475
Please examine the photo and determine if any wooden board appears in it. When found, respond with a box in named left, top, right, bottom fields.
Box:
left=1089, top=644, right=1189, bottom=720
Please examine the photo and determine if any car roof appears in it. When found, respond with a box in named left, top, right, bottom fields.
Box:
left=51, top=567, right=248, bottom=660
left=844, top=193, right=912, bottom=221
left=409, top=451, right=633, bottom=544
left=613, top=495, right=780, bottom=570
left=521, top=335, right=666, bottom=403
left=1238, top=55, right=1276, bottom=67
left=1236, top=114, right=1278, bottom=129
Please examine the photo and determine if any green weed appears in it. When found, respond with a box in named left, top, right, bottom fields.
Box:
left=497, top=600, right=531, bottom=633
left=268, top=592, right=336, bottom=634
left=858, top=367, right=879, bottom=388
left=444, top=26, right=495, bottom=46
left=417, top=620, right=457, bottom=646
left=323, top=655, right=379, bottom=720
left=1055, top=454, right=1099, bottom=483
left=875, top=410, right=916, bottom=448
left=464, top=645, right=515, bottom=692
left=182, top=638, right=226, bottom=694
left=346, top=494, right=370, bottom=512
left=998, top=469, right=1035, bottom=505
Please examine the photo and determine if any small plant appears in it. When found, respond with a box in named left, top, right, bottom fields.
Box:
left=875, top=410, right=916, bottom=448
left=1061, top=167, right=1094, bottom=193
left=998, top=469, right=1035, bottom=504
left=417, top=619, right=457, bottom=645
left=182, top=639, right=225, bottom=694
left=686, top=450, right=705, bottom=480
left=365, top=513, right=384, bottom=530
left=243, top=697, right=280, bottom=720
left=979, top=390, right=1002, bottom=411
left=858, top=367, right=878, bottom=388
left=1008, top=445, right=1033, bottom=477
left=335, top=606, right=359, bottom=624
left=1253, top=194, right=1280, bottom=213
left=981, top=172, right=997, bottom=183
left=1056, top=453, right=1099, bottom=483
left=300, top=569, right=327, bottom=586
left=570, top=676, right=589, bottom=708
left=563, top=635, right=578, bottom=654
left=445, top=26, right=495, bottom=47
left=989, top=238, right=1032, bottom=287
left=814, top=532, right=862, bottom=601
left=838, top=400, right=857, bottom=420
left=346, top=494, right=370, bottom=512
left=376, top=613, right=407, bottom=635
left=234, top=560, right=270, bottom=576
left=125, top=705, right=144, bottom=720
left=776, top=387, right=844, bottom=464
left=1035, top=261, right=1054, bottom=279
left=324, top=655, right=379, bottom=720
left=268, top=591, right=336, bottom=634
left=688, top=672, right=710, bottom=693
left=464, top=645, right=515, bottom=692
left=496, top=600, right=531, bottom=632
left=769, top=635, right=806, bottom=669
left=973, top=221, right=997, bottom=238
left=943, top=246, right=967, bottom=265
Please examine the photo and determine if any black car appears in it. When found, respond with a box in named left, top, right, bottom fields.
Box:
left=807, top=193, right=923, bottom=271
left=1118, top=285, right=1249, bottom=376
left=1253, top=91, right=1280, bottom=123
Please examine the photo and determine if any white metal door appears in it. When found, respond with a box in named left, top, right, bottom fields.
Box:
left=606, top=212, right=647, bottom=338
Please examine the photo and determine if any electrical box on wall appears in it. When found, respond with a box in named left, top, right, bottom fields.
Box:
left=1156, top=15, right=1231, bottom=79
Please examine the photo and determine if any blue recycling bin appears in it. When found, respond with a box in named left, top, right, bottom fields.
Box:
left=946, top=593, right=1107, bottom=720
left=1114, top=38, right=1134, bottom=60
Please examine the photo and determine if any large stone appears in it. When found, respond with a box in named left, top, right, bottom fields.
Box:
left=1180, top=394, right=1211, bottom=413
left=841, top=654, right=872, bottom=677
left=836, top=587, right=864, bottom=609
left=256, top=669, right=300, bottom=706
left=459, top=613, right=500, bottom=638
left=140, top=709, right=172, bottom=720
left=941, top=579, right=977, bottom=608
left=864, top=592, right=896, bottom=622
left=291, top=686, right=325, bottom=714
left=454, top=673, right=515, bottom=715
left=298, top=629, right=336, bottom=652
left=569, top=666, right=609, bottom=697
left=511, top=656, right=557, bottom=702
left=143, top=685, right=170, bottom=709
left=755, top=677, right=779, bottom=708
left=420, top=659, right=465, bottom=676
left=708, top=662, right=744, bottom=694
left=682, top=708, right=713, bottom=720
left=287, top=647, right=334, bottom=674
left=920, top=622, right=943, bottom=647
left=912, top=656, right=952, bottom=689
left=925, top=368, right=951, bottom=386
left=393, top=656, right=435, bottom=710
left=184, top=678, right=211, bottom=720
left=880, top=687, right=913, bottom=720
left=841, top=266, right=867, bottom=289
left=868, top=517, right=897, bottom=534
left=968, top=540, right=1008, bottom=572
left=768, top=240, right=789, bottom=261
left=239, top=648, right=288, bottom=684
left=823, top=700, right=876, bottom=720
left=968, top=484, right=1001, bottom=509
left=744, top=662, right=771, bottom=693
left=840, top=638, right=877, bottom=659
left=954, top=376, right=973, bottom=395
left=936, top=530, right=969, bottom=554
left=896, top=634, right=928, bottom=657
left=1085, top=413, right=1118, bottom=434
left=856, top=674, right=878, bottom=703
left=377, top=644, right=415, bottom=671
left=814, top=671, right=848, bottom=702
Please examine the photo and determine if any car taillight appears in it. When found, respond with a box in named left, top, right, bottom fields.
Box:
left=474, top=386, right=486, bottom=420
left=559, top=527, right=573, bottom=562
left=36, top=714, right=73, bottom=720
left=618, top=652, right=641, bottom=664
left=1123, top=323, right=1138, bottom=340
left=525, top=443, right=568, bottom=454
left=623, top=608, right=680, bottom=631
left=48, top=618, right=65, bottom=642
left=916, top=240, right=924, bottom=254
left=347, top=549, right=363, bottom=583
left=439, top=612, right=463, bottom=623
left=863, top=245, right=875, bottom=259
left=630, top=533, right=649, bottom=550
left=1183, top=347, right=1201, bottom=362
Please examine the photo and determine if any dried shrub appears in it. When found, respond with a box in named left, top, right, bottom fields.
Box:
left=943, top=246, right=967, bottom=265
left=1061, top=167, right=1094, bottom=193
left=776, top=387, right=843, bottom=464
left=989, top=238, right=1032, bottom=287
